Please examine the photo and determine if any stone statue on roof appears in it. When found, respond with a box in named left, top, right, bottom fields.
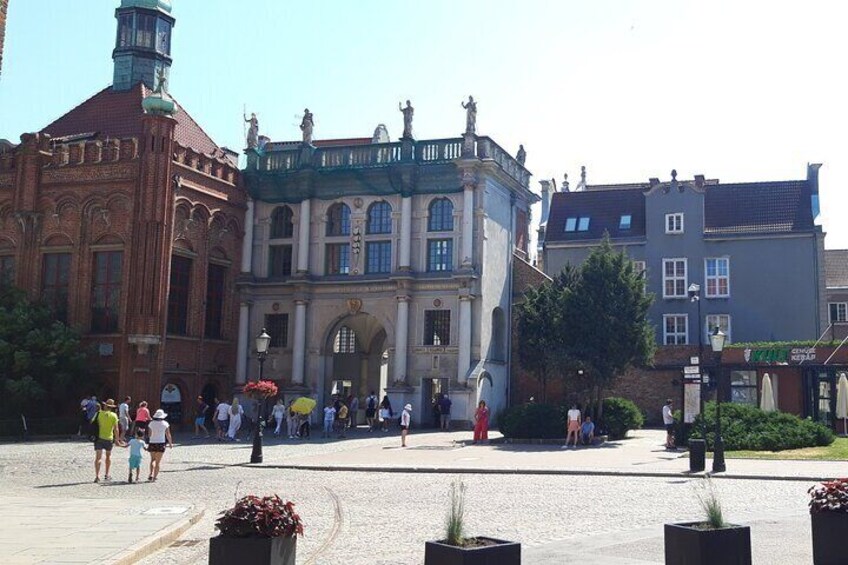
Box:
left=244, top=112, right=259, bottom=149
left=516, top=144, right=526, bottom=165
left=562, top=173, right=569, bottom=192
left=300, top=108, right=314, bottom=145
left=461, top=95, right=477, bottom=135
left=398, top=100, right=414, bottom=139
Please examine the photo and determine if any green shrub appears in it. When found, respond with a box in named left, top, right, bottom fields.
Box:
left=690, top=402, right=835, bottom=451
left=601, top=397, right=644, bottom=440
left=499, top=403, right=564, bottom=439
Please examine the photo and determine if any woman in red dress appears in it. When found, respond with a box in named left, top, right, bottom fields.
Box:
left=473, top=400, right=490, bottom=444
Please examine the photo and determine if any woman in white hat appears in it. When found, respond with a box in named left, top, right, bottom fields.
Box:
left=147, top=409, right=173, bottom=481
left=400, top=403, right=412, bottom=447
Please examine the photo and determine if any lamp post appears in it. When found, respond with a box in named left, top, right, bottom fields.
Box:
left=688, top=283, right=704, bottom=437
left=250, top=328, right=271, bottom=464
left=709, top=326, right=727, bottom=473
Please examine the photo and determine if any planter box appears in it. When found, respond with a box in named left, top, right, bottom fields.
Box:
left=424, top=537, right=520, bottom=565
left=664, top=522, right=751, bottom=565
left=209, top=535, right=296, bottom=565
left=811, top=511, right=848, bottom=565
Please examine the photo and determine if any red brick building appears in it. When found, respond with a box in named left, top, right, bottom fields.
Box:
left=0, top=0, right=244, bottom=424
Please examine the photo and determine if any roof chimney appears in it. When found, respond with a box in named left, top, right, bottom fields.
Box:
left=539, top=179, right=552, bottom=225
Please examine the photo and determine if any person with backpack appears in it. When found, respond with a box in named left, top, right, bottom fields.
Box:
left=365, top=391, right=378, bottom=431
left=92, top=399, right=125, bottom=483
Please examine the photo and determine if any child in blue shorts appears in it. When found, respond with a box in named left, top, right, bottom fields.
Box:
left=127, top=429, right=147, bottom=483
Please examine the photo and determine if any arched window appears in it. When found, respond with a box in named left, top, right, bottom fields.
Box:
left=270, top=206, right=294, bottom=239
left=333, top=326, right=357, bottom=353
left=491, top=308, right=506, bottom=362
left=367, top=201, right=392, bottom=234
left=428, top=198, right=454, bottom=232
left=326, top=203, right=351, bottom=236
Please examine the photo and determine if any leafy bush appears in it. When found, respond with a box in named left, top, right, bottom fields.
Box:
left=215, top=494, right=304, bottom=538
left=601, top=397, right=644, bottom=440
left=499, top=403, right=564, bottom=439
left=690, top=402, right=835, bottom=451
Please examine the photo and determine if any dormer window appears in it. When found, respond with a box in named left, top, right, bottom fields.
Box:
left=577, top=217, right=590, bottom=231
left=665, top=213, right=684, bottom=234
left=564, top=217, right=590, bottom=232
left=620, top=215, right=632, bottom=230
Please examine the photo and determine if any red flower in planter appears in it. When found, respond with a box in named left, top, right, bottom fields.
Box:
left=809, top=478, right=848, bottom=513
left=243, top=380, right=279, bottom=400
left=215, top=494, right=304, bottom=538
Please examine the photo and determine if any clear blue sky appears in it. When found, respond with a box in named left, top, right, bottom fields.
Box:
left=2, top=1, right=846, bottom=249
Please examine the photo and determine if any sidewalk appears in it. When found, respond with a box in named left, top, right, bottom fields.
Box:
left=266, top=428, right=847, bottom=482
left=1, top=496, right=202, bottom=564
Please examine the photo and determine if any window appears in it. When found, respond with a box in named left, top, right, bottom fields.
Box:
left=830, top=303, right=847, bottom=323
left=264, top=314, right=289, bottom=348
left=268, top=245, right=293, bottom=277
left=662, top=258, right=687, bottom=298
left=632, top=260, right=646, bottom=275
left=334, top=326, right=357, bottom=353
left=155, top=18, right=171, bottom=55
left=366, top=241, right=392, bottom=274
left=167, top=256, right=191, bottom=335
left=705, top=258, right=730, bottom=297
left=367, top=201, right=392, bottom=234
left=619, top=215, right=632, bottom=230
left=665, top=213, right=684, bottom=234
left=136, top=14, right=155, bottom=48
left=117, top=13, right=134, bottom=47
left=424, top=310, right=451, bottom=345
left=428, top=198, right=454, bottom=232
left=564, top=218, right=577, bottom=232
left=663, top=314, right=688, bottom=345
left=705, top=314, right=732, bottom=344
left=205, top=264, right=226, bottom=339
left=564, top=217, right=590, bottom=232
left=42, top=253, right=71, bottom=323
left=326, top=244, right=350, bottom=275
left=91, top=251, right=122, bottom=333
left=427, top=239, right=453, bottom=272
left=270, top=206, right=294, bottom=239
left=577, top=217, right=590, bottom=231
left=326, top=203, right=351, bottom=236
left=730, top=370, right=757, bottom=405
left=0, top=256, right=14, bottom=287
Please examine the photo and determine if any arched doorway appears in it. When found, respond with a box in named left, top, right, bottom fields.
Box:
left=160, top=382, right=184, bottom=425
left=324, top=313, right=388, bottom=425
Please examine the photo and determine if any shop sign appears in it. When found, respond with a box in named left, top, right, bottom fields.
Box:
left=743, top=347, right=816, bottom=364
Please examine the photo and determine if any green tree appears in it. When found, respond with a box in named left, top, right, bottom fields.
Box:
left=565, top=235, right=656, bottom=417
left=0, top=287, right=92, bottom=417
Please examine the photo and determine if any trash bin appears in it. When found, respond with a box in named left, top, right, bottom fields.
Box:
left=689, top=439, right=705, bottom=472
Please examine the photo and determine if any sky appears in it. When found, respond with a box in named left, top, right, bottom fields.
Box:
left=1, top=0, right=847, bottom=250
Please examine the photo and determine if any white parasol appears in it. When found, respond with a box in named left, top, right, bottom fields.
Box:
left=836, top=373, right=848, bottom=436
left=760, top=373, right=776, bottom=412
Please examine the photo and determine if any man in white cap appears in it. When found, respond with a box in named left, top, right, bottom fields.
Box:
left=400, top=403, right=412, bottom=447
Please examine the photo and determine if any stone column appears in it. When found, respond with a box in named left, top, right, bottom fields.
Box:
left=292, top=299, right=307, bottom=384
left=236, top=302, right=250, bottom=384
left=461, top=184, right=474, bottom=267
left=394, top=296, right=410, bottom=383
left=241, top=198, right=254, bottom=273
left=399, top=195, right=412, bottom=270
left=457, top=295, right=472, bottom=385
left=297, top=199, right=311, bottom=273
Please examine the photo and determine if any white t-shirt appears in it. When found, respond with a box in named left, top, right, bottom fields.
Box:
left=118, top=403, right=129, bottom=420
left=215, top=403, right=230, bottom=420
left=401, top=409, right=411, bottom=427
left=272, top=405, right=286, bottom=419
left=148, top=419, right=170, bottom=443
left=662, top=404, right=674, bottom=425
left=567, top=408, right=581, bottom=422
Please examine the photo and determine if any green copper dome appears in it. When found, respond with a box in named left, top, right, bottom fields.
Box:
left=120, top=0, right=172, bottom=13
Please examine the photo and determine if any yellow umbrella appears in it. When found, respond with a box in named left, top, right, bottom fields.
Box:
left=291, top=397, right=316, bottom=415
left=836, top=373, right=848, bottom=436
left=760, top=373, right=776, bottom=412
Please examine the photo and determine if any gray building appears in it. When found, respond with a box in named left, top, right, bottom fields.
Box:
left=825, top=249, right=848, bottom=341
left=542, top=165, right=827, bottom=348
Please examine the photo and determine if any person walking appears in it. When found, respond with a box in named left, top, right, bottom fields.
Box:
left=473, top=400, right=490, bottom=444
left=147, top=409, right=173, bottom=481
left=365, top=391, right=378, bottom=431
left=663, top=398, right=676, bottom=449
left=564, top=403, right=581, bottom=448
left=323, top=401, right=336, bottom=438
left=379, top=395, right=393, bottom=432
left=93, top=399, right=124, bottom=482
left=118, top=396, right=131, bottom=441
left=214, top=398, right=230, bottom=441
left=227, top=398, right=243, bottom=440
left=193, top=396, right=210, bottom=438
left=348, top=395, right=359, bottom=430
left=133, top=401, right=151, bottom=440
left=272, top=399, right=286, bottom=436
left=126, top=428, right=147, bottom=483
left=400, top=403, right=412, bottom=447
left=439, top=394, right=452, bottom=430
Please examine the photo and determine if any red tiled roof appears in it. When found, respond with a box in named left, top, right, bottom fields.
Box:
left=41, top=83, right=221, bottom=155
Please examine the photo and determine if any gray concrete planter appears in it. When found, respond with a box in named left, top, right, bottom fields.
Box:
left=424, top=537, right=521, bottom=565
left=664, top=522, right=751, bottom=565
left=209, top=535, right=296, bottom=565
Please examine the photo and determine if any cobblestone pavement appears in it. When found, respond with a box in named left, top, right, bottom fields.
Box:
left=0, top=430, right=819, bottom=564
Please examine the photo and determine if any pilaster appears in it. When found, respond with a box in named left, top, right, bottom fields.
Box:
left=292, top=299, right=308, bottom=384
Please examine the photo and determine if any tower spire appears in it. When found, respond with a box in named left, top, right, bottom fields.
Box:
left=112, top=0, right=175, bottom=91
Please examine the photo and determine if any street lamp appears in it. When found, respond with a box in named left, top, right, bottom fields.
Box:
left=250, top=328, right=271, bottom=464
left=688, top=283, right=704, bottom=437
left=709, top=325, right=727, bottom=473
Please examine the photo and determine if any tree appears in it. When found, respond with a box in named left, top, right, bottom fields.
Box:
left=565, top=235, right=656, bottom=417
left=0, top=287, right=92, bottom=417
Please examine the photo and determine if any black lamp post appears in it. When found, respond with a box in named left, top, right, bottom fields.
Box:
left=688, top=283, right=704, bottom=438
left=250, top=328, right=271, bottom=464
left=709, top=326, right=727, bottom=473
